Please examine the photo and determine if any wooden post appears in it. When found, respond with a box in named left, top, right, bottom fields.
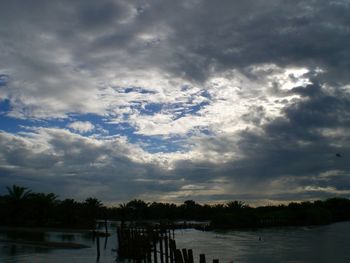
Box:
left=147, top=244, right=152, bottom=263
left=127, top=228, right=131, bottom=257
left=146, top=228, right=152, bottom=263
left=104, top=236, right=108, bottom=250
left=182, top=249, right=188, bottom=263
left=165, top=236, right=169, bottom=263
left=104, top=218, right=108, bottom=234
left=169, top=239, right=175, bottom=263
left=175, top=249, right=184, bottom=263
left=199, top=254, right=206, bottom=263
left=96, top=236, right=100, bottom=259
left=160, top=235, right=164, bottom=263
left=187, top=249, right=194, bottom=263
left=117, top=228, right=121, bottom=251
left=153, top=232, right=158, bottom=263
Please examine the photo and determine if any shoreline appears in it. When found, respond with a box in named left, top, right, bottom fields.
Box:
left=0, top=239, right=90, bottom=249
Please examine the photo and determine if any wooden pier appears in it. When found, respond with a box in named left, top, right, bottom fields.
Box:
left=117, top=226, right=221, bottom=263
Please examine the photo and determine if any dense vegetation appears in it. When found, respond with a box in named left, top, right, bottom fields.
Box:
left=1, top=185, right=350, bottom=229
left=0, top=185, right=105, bottom=228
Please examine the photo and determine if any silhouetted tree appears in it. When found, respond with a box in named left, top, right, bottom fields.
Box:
left=83, top=197, right=104, bottom=226
left=6, top=185, right=31, bottom=201
left=126, top=199, right=149, bottom=219
left=26, top=192, right=58, bottom=226
left=180, top=200, right=202, bottom=219
left=226, top=201, right=247, bottom=210
left=6, top=185, right=31, bottom=225
left=2, top=185, right=350, bottom=229
left=57, top=199, right=80, bottom=227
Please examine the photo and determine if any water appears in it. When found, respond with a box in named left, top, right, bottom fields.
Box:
left=1, top=221, right=350, bottom=263
left=175, top=221, right=350, bottom=263
left=0, top=223, right=118, bottom=263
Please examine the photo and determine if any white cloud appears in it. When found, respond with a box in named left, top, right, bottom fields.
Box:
left=67, top=121, right=95, bottom=133
left=118, top=66, right=311, bottom=137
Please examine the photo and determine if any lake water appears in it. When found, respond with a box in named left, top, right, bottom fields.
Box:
left=1, top=221, right=350, bottom=263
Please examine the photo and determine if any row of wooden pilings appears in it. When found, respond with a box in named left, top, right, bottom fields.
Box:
left=117, top=226, right=221, bottom=263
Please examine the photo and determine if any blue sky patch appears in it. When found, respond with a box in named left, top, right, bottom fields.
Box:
left=142, top=103, right=163, bottom=114
left=0, top=99, right=43, bottom=133
left=131, top=134, right=188, bottom=153
left=0, top=107, right=187, bottom=153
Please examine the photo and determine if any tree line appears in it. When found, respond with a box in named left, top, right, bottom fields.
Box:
left=0, top=185, right=105, bottom=228
left=1, top=185, right=350, bottom=229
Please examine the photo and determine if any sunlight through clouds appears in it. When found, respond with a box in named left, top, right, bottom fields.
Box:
left=0, top=0, right=350, bottom=204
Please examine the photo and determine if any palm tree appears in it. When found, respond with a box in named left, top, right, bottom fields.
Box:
left=6, top=185, right=31, bottom=225
left=28, top=192, right=58, bottom=225
left=6, top=185, right=31, bottom=201
left=119, top=203, right=128, bottom=227
left=226, top=201, right=246, bottom=210
left=84, top=197, right=103, bottom=209
left=126, top=199, right=149, bottom=220
left=83, top=197, right=104, bottom=227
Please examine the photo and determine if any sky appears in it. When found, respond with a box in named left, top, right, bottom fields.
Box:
left=0, top=0, right=350, bottom=205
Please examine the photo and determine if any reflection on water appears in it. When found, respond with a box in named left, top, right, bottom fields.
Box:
left=0, top=222, right=117, bottom=263
left=175, top=221, right=350, bottom=263
left=0, top=228, right=95, bottom=244
left=1, top=221, right=350, bottom=263
left=1, top=243, right=51, bottom=260
left=59, top=234, right=75, bottom=242
left=3, top=230, right=46, bottom=242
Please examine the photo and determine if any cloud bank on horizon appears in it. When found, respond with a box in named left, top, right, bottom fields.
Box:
left=0, top=0, right=350, bottom=205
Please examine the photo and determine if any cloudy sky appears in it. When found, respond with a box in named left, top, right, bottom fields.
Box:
left=1, top=0, right=350, bottom=205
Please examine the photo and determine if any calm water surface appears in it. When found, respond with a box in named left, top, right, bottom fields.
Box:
left=0, top=223, right=118, bottom=263
left=176, top=221, right=350, bottom=263
left=1, top=221, right=350, bottom=263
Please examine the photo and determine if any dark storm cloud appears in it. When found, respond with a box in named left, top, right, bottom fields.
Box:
left=2, top=0, right=350, bottom=84
left=1, top=0, right=349, bottom=119
left=1, top=0, right=350, bottom=203
left=123, top=0, right=350, bottom=82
